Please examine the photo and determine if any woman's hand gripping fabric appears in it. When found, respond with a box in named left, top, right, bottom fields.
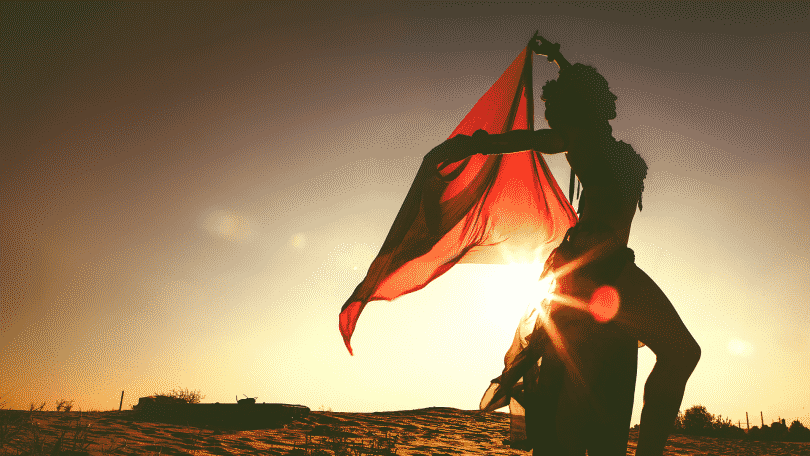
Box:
left=423, top=129, right=490, bottom=164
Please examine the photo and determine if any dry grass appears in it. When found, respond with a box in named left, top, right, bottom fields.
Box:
left=0, top=398, right=128, bottom=455
left=0, top=395, right=397, bottom=456
left=288, top=426, right=398, bottom=456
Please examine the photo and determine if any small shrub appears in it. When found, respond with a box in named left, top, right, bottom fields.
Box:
left=28, top=401, right=47, bottom=412
left=56, top=399, right=75, bottom=412
left=681, top=405, right=714, bottom=436
left=153, top=388, right=205, bottom=404
left=676, top=406, right=748, bottom=439
left=713, top=414, right=745, bottom=438
left=789, top=420, right=810, bottom=442
left=769, top=419, right=789, bottom=441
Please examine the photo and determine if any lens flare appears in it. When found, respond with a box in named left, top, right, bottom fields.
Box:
left=505, top=238, right=626, bottom=397
left=589, top=285, right=620, bottom=322
left=512, top=240, right=627, bottom=397
left=291, top=233, right=307, bottom=248
left=203, top=209, right=252, bottom=243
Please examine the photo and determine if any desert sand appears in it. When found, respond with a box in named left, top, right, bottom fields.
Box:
left=1, top=407, right=808, bottom=455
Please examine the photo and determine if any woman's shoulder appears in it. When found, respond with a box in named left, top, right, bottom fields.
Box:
left=615, top=139, right=634, bottom=151
left=608, top=139, right=646, bottom=169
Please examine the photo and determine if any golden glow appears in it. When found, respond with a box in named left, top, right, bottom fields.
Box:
left=481, top=263, right=545, bottom=332
left=728, top=338, right=753, bottom=357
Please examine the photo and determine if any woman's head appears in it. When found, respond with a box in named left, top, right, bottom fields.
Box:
left=541, top=63, right=617, bottom=129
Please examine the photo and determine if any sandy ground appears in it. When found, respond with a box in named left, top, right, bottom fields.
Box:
left=1, top=408, right=808, bottom=456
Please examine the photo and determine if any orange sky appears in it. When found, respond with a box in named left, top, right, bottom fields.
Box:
left=2, top=2, right=808, bottom=427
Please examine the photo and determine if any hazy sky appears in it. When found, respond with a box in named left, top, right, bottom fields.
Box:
left=2, top=2, right=808, bottom=427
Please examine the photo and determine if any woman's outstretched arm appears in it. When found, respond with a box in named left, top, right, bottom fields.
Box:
left=478, top=129, right=566, bottom=155
left=425, top=129, right=566, bottom=164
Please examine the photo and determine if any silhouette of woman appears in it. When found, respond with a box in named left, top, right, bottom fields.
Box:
left=435, top=35, right=701, bottom=456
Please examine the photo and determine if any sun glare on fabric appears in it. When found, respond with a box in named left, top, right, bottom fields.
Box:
left=477, top=263, right=546, bottom=333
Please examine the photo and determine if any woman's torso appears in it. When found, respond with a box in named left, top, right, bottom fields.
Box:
left=563, top=127, right=647, bottom=246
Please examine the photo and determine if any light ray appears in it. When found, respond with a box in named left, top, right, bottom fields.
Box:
left=502, top=236, right=623, bottom=402
left=541, top=236, right=619, bottom=284
left=547, top=291, right=590, bottom=312
left=534, top=299, right=587, bottom=390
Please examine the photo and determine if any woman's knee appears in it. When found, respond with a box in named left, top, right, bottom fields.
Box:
left=679, top=338, right=701, bottom=376
left=657, top=338, right=700, bottom=376
left=685, top=340, right=701, bottom=372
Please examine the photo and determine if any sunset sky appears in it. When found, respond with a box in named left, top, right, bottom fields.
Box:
left=2, top=2, right=808, bottom=427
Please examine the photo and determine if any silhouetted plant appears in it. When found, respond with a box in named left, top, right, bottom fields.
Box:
left=47, top=416, right=93, bottom=455
left=789, top=419, right=810, bottom=442
left=768, top=419, right=789, bottom=441
left=55, top=398, right=75, bottom=412
left=681, top=405, right=714, bottom=436
left=1, top=406, right=94, bottom=456
left=675, top=405, right=748, bottom=439
left=28, top=401, right=46, bottom=412
left=672, top=410, right=810, bottom=442
left=712, top=414, right=745, bottom=438
left=153, top=387, right=205, bottom=404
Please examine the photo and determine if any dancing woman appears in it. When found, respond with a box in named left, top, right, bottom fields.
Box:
left=433, top=36, right=701, bottom=456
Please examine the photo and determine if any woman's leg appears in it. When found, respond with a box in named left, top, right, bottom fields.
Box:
left=612, top=263, right=701, bottom=456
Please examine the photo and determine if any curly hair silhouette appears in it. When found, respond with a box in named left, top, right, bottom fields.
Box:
left=541, top=63, right=618, bottom=128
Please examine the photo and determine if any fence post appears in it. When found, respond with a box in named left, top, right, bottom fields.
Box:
left=746, top=412, right=749, bottom=430
left=119, top=391, right=124, bottom=411
left=760, top=411, right=764, bottom=427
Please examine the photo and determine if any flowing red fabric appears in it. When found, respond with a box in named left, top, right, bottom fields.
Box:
left=339, top=47, right=578, bottom=354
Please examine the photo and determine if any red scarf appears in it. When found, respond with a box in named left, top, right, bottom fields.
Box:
left=340, top=47, right=577, bottom=354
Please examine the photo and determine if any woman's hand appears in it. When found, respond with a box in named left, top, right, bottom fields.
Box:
left=529, top=32, right=571, bottom=70
left=424, top=131, right=487, bottom=163
left=530, top=32, right=560, bottom=61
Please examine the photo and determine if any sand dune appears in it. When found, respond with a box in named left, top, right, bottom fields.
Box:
left=1, top=407, right=808, bottom=455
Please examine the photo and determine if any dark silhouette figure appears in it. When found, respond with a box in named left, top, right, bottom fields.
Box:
left=435, top=35, right=701, bottom=456
left=531, top=310, right=638, bottom=455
